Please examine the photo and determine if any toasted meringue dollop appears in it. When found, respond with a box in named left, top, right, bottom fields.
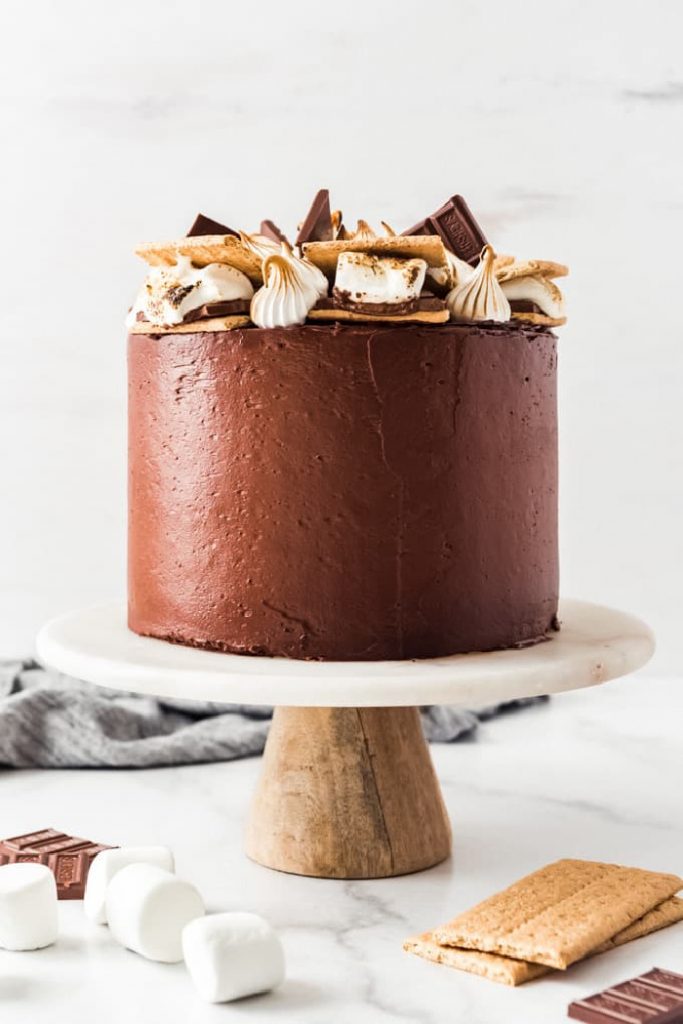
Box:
left=350, top=220, right=378, bottom=241
left=446, top=245, right=511, bottom=323
left=334, top=252, right=427, bottom=306
left=126, top=255, right=254, bottom=328
left=500, top=274, right=565, bottom=319
left=250, top=246, right=327, bottom=328
left=239, top=230, right=281, bottom=262
left=282, top=242, right=328, bottom=300
left=427, top=249, right=475, bottom=293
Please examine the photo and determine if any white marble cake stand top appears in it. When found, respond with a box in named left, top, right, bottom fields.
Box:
left=36, top=599, right=654, bottom=708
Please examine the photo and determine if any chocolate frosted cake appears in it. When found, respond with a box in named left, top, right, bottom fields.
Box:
left=127, top=192, right=567, bottom=660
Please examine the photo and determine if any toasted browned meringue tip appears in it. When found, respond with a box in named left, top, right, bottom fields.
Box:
left=381, top=221, right=397, bottom=236
left=352, top=219, right=377, bottom=241
left=446, top=245, right=511, bottom=323
left=250, top=253, right=314, bottom=328
left=331, top=210, right=347, bottom=240
left=239, top=229, right=280, bottom=261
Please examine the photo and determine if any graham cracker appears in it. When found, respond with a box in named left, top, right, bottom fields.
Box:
left=307, top=307, right=449, bottom=325
left=404, top=931, right=547, bottom=986
left=302, top=235, right=447, bottom=276
left=511, top=311, right=567, bottom=327
left=128, top=315, right=250, bottom=335
left=496, top=257, right=569, bottom=282
left=135, top=236, right=263, bottom=284
left=432, top=859, right=682, bottom=970
left=593, top=895, right=683, bottom=952
left=404, top=896, right=683, bottom=987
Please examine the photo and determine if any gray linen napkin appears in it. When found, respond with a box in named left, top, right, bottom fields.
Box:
left=0, top=659, right=546, bottom=769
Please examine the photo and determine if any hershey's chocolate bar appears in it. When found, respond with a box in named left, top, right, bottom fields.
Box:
left=295, top=189, right=333, bottom=246
left=569, top=968, right=683, bottom=1023
left=186, top=213, right=238, bottom=237
left=0, top=829, right=115, bottom=900
left=403, top=194, right=487, bottom=265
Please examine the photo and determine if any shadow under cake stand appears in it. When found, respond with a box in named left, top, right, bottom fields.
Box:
left=37, top=599, right=653, bottom=881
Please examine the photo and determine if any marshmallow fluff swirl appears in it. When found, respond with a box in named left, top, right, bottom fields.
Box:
left=126, top=255, right=253, bottom=328
left=446, top=245, right=511, bottom=322
left=250, top=245, right=328, bottom=328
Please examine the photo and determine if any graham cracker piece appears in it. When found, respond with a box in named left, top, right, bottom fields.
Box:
left=135, top=236, right=263, bottom=285
left=307, top=306, right=449, bottom=325
left=593, top=895, right=683, bottom=952
left=404, top=931, right=547, bottom=986
left=302, top=235, right=447, bottom=276
left=433, top=859, right=682, bottom=970
left=511, top=311, right=567, bottom=327
left=405, top=896, right=683, bottom=987
left=128, top=315, right=250, bottom=335
left=496, top=257, right=569, bottom=282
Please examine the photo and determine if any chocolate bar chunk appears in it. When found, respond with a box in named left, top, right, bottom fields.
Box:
left=295, top=189, right=333, bottom=246
left=569, top=968, right=683, bottom=1023
left=403, top=194, right=487, bottom=265
left=186, top=213, right=238, bottom=237
left=259, top=219, right=289, bottom=246
left=0, top=829, right=115, bottom=900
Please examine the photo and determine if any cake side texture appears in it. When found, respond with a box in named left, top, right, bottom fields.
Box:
left=128, top=321, right=558, bottom=660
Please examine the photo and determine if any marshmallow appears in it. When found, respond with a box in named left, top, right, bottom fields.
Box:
left=334, top=252, right=427, bottom=306
left=0, top=863, right=58, bottom=951
left=84, top=845, right=175, bottom=924
left=126, top=254, right=254, bottom=328
left=106, top=863, right=204, bottom=963
left=182, top=912, right=285, bottom=1003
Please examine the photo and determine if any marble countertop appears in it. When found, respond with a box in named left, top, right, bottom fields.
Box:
left=2, top=673, right=681, bottom=1023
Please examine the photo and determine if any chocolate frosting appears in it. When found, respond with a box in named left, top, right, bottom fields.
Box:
left=128, top=322, right=559, bottom=660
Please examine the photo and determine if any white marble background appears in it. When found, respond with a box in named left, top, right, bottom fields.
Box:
left=1, top=0, right=682, bottom=669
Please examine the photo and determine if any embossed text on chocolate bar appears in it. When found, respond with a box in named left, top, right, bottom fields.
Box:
left=403, top=194, right=487, bottom=265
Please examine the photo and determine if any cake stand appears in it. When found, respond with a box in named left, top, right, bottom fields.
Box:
left=36, top=599, right=654, bottom=880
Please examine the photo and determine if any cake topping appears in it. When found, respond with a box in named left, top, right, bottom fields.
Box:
left=427, top=248, right=476, bottom=295
left=186, top=213, right=238, bottom=238
left=333, top=252, right=427, bottom=310
left=129, top=193, right=568, bottom=330
left=495, top=255, right=569, bottom=326
left=126, top=255, right=254, bottom=329
left=350, top=220, right=378, bottom=241
left=239, top=230, right=282, bottom=261
left=501, top=274, right=566, bottom=320
left=446, top=245, right=511, bottom=322
left=295, top=189, right=334, bottom=246
left=495, top=255, right=569, bottom=281
left=303, top=233, right=447, bottom=278
left=330, top=210, right=348, bottom=240
left=403, top=194, right=488, bottom=265
left=259, top=219, right=289, bottom=246
left=135, top=235, right=263, bottom=284
left=250, top=245, right=328, bottom=328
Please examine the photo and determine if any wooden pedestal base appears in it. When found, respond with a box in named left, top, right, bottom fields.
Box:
left=245, top=706, right=452, bottom=879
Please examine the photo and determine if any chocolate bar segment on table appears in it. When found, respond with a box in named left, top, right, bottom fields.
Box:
left=0, top=829, right=115, bottom=900
left=186, top=213, right=238, bottom=237
left=403, top=194, right=487, bottom=265
left=568, top=968, right=683, bottom=1023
